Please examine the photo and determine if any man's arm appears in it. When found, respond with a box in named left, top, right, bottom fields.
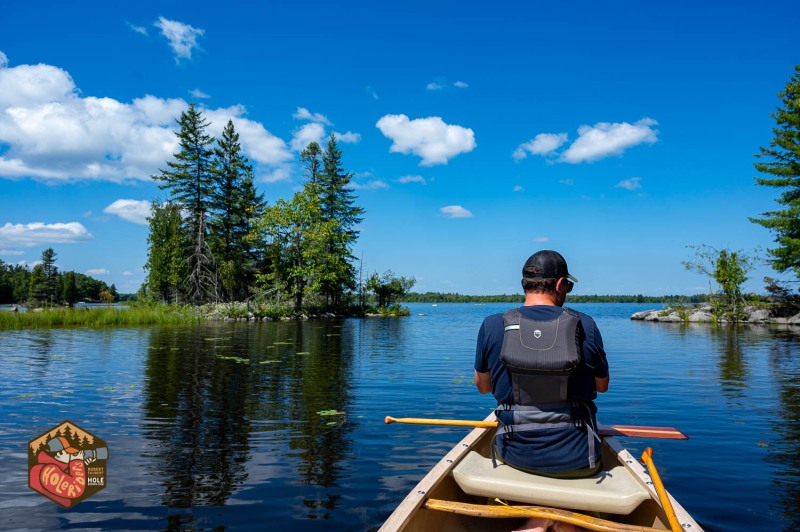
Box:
left=595, top=376, right=609, bottom=393
left=475, top=370, right=492, bottom=394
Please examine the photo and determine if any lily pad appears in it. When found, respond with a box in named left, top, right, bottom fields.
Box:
left=217, top=355, right=250, bottom=364
left=317, top=409, right=345, bottom=416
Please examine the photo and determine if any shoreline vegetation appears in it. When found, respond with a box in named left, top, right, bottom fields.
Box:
left=0, top=292, right=718, bottom=329
left=0, top=301, right=412, bottom=329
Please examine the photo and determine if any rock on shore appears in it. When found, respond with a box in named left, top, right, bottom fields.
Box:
left=631, top=304, right=800, bottom=325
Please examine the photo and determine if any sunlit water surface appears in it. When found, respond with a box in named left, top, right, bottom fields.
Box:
left=0, top=303, right=798, bottom=531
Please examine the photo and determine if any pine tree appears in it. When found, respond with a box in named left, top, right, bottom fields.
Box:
left=62, top=271, right=79, bottom=307
left=152, top=103, right=218, bottom=303
left=750, top=65, right=800, bottom=278
left=300, top=142, right=323, bottom=185
left=209, top=120, right=266, bottom=301
left=316, top=134, right=365, bottom=307
left=29, top=248, right=59, bottom=305
left=145, top=201, right=188, bottom=303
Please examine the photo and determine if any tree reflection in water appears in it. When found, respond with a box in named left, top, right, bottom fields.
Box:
left=141, top=319, right=353, bottom=516
left=766, top=330, right=800, bottom=532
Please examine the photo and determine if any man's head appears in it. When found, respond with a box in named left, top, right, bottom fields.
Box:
left=46, top=436, right=79, bottom=463
left=521, top=250, right=578, bottom=297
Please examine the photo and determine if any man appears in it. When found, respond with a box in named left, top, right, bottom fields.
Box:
left=474, top=250, right=609, bottom=531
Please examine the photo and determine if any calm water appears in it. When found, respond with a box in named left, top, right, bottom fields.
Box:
left=0, top=303, right=798, bottom=531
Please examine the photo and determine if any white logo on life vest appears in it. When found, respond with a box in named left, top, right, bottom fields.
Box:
left=534, top=329, right=542, bottom=338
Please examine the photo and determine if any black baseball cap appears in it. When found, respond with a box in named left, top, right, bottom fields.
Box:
left=522, top=250, right=579, bottom=282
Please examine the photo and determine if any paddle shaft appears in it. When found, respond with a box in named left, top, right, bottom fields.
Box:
left=424, top=499, right=665, bottom=532
left=384, top=416, right=688, bottom=440
left=641, top=448, right=682, bottom=532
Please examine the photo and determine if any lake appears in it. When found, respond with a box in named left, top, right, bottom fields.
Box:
left=0, top=302, right=798, bottom=531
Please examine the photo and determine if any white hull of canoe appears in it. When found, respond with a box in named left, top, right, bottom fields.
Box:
left=380, top=415, right=702, bottom=532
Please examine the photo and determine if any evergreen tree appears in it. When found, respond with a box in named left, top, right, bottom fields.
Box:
left=300, top=142, right=323, bottom=185
left=29, top=248, right=59, bottom=304
left=316, top=134, right=365, bottom=307
left=750, top=65, right=800, bottom=278
left=145, top=200, right=188, bottom=303
left=0, top=260, right=13, bottom=304
left=209, top=120, right=266, bottom=301
left=62, top=271, right=79, bottom=307
left=152, top=103, right=218, bottom=303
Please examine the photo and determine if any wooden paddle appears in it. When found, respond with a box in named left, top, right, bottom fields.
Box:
left=640, top=448, right=682, bottom=532
left=384, top=416, right=688, bottom=440
left=424, top=499, right=665, bottom=532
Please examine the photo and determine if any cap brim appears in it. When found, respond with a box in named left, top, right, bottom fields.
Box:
left=567, top=273, right=579, bottom=283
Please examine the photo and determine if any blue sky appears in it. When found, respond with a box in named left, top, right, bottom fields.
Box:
left=1, top=1, right=798, bottom=296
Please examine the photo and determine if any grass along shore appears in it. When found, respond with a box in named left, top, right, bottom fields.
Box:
left=0, top=301, right=410, bottom=329
left=0, top=305, right=200, bottom=329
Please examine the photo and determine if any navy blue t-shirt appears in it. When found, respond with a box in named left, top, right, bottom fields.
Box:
left=474, top=305, right=608, bottom=472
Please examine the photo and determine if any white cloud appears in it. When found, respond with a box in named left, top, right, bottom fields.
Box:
left=398, top=175, right=427, bottom=185
left=261, top=165, right=293, bottom=183
left=293, top=107, right=332, bottom=125
left=427, top=79, right=468, bottom=91
left=290, top=122, right=326, bottom=152
left=0, top=249, right=24, bottom=256
left=0, top=51, right=8, bottom=69
left=616, top=177, right=642, bottom=191
left=366, top=86, right=379, bottom=100
left=533, top=236, right=549, bottom=243
left=87, top=268, right=109, bottom=276
left=154, top=17, right=204, bottom=62
left=126, top=22, right=148, bottom=36
left=335, top=131, right=361, bottom=143
left=0, top=60, right=292, bottom=184
left=560, top=179, right=574, bottom=186
left=561, top=118, right=658, bottom=163
left=513, top=133, right=568, bottom=160
left=440, top=205, right=473, bottom=218
left=122, top=271, right=134, bottom=276
left=376, top=114, right=476, bottom=166
left=0, top=222, right=92, bottom=247
left=103, top=199, right=152, bottom=225
left=0, top=60, right=306, bottom=187
left=352, top=180, right=389, bottom=190
left=190, top=88, right=210, bottom=99
left=513, top=185, right=524, bottom=192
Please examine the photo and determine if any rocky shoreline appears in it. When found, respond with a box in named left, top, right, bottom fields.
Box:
left=631, top=304, right=800, bottom=325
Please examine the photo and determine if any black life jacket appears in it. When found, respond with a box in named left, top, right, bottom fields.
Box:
left=500, top=306, right=581, bottom=405
left=495, top=307, right=600, bottom=468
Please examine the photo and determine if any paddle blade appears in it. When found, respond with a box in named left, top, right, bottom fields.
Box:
left=599, top=424, right=688, bottom=440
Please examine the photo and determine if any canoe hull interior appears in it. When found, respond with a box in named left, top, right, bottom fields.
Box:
left=379, top=416, right=701, bottom=532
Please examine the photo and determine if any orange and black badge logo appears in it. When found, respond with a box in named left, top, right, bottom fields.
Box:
left=28, top=420, right=109, bottom=508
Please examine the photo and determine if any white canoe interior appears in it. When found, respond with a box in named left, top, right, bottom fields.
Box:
left=453, top=451, right=651, bottom=515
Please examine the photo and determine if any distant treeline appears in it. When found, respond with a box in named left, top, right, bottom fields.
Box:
left=403, top=292, right=711, bottom=304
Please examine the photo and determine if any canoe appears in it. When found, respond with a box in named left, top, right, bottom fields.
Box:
left=379, top=414, right=702, bottom=531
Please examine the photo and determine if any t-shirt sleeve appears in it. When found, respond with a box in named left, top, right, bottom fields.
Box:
left=475, top=319, right=491, bottom=373
left=582, top=316, right=609, bottom=379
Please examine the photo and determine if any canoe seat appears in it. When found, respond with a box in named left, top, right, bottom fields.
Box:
left=452, top=452, right=650, bottom=515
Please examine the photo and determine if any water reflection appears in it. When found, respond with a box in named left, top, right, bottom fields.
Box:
left=710, top=326, right=750, bottom=400
left=766, top=331, right=800, bottom=531
left=140, top=320, right=354, bottom=516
